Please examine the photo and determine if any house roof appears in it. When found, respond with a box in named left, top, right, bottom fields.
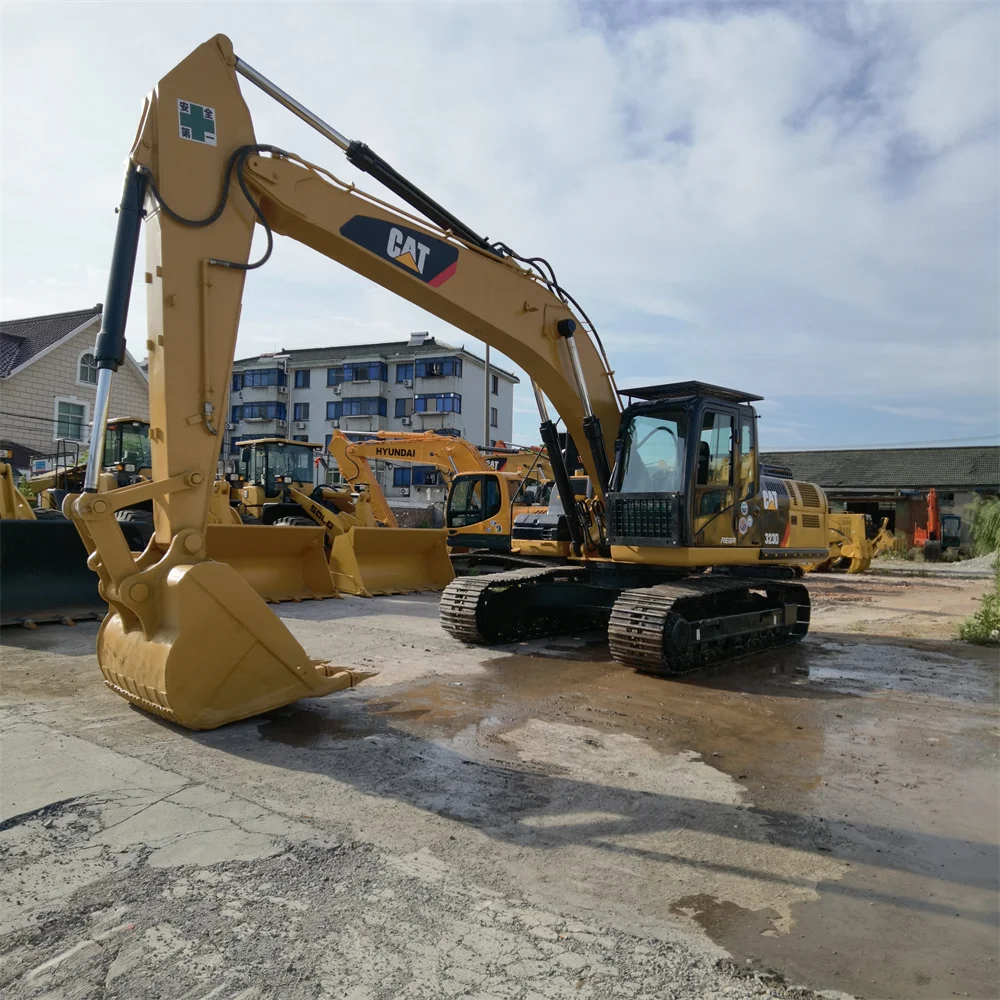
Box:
left=233, top=336, right=520, bottom=382
left=0, top=305, right=102, bottom=378
left=760, top=446, right=1000, bottom=491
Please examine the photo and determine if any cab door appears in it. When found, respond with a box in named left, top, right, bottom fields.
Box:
left=692, top=407, right=737, bottom=546
left=735, top=409, right=761, bottom=548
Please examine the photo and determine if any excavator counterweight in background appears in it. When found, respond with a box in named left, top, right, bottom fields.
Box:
left=66, top=36, right=829, bottom=729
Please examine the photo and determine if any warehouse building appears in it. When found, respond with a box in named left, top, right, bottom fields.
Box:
left=761, top=445, right=999, bottom=547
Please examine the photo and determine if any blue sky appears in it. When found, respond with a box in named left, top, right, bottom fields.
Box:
left=2, top=1, right=997, bottom=450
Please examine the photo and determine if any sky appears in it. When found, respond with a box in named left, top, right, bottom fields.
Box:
left=1, top=1, right=997, bottom=450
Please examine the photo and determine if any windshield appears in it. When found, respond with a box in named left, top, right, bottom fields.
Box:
left=267, top=444, right=314, bottom=489
left=618, top=412, right=687, bottom=493
left=104, top=421, right=151, bottom=470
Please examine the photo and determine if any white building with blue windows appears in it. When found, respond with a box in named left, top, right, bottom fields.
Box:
left=227, top=332, right=518, bottom=497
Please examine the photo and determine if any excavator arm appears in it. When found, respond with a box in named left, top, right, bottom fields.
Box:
left=66, top=34, right=620, bottom=728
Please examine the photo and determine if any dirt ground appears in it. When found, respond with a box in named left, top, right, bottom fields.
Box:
left=1, top=572, right=997, bottom=1000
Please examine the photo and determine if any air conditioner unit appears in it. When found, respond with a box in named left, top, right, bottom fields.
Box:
left=403, top=379, right=413, bottom=388
left=330, top=419, right=340, bottom=428
left=275, top=419, right=287, bottom=428
left=399, top=487, right=410, bottom=496
left=277, top=386, right=288, bottom=395
left=400, top=416, right=412, bottom=426
left=295, top=421, right=307, bottom=430
left=225, top=422, right=237, bottom=431
left=332, top=385, right=342, bottom=394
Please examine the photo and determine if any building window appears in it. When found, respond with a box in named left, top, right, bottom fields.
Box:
left=395, top=397, right=413, bottom=418
left=231, top=405, right=242, bottom=422
left=292, top=435, right=309, bottom=442
left=232, top=373, right=243, bottom=391
left=395, top=363, right=414, bottom=383
left=393, top=467, right=411, bottom=487
left=229, top=435, right=254, bottom=455
left=54, top=399, right=86, bottom=440
left=294, top=402, right=310, bottom=421
left=491, top=374, right=499, bottom=395
left=416, top=356, right=462, bottom=378
left=242, top=401, right=286, bottom=420
left=414, top=392, right=461, bottom=413
left=294, top=369, right=310, bottom=388
left=327, top=397, right=387, bottom=419
left=77, top=352, right=98, bottom=385
left=327, top=366, right=343, bottom=386
left=242, top=367, right=286, bottom=387
left=412, top=466, right=439, bottom=486
left=490, top=406, right=498, bottom=428
left=343, top=361, right=388, bottom=382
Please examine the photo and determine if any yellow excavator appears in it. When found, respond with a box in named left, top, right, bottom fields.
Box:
left=64, top=36, right=829, bottom=729
left=326, top=430, right=549, bottom=559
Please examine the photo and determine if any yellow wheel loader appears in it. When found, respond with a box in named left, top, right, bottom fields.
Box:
left=805, top=512, right=874, bottom=575
left=0, top=452, right=146, bottom=626
left=66, top=36, right=828, bottom=729
left=227, top=437, right=453, bottom=596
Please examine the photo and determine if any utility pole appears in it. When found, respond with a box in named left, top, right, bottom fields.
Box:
left=483, top=344, right=491, bottom=447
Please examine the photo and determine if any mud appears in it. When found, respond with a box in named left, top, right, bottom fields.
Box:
left=2, top=574, right=997, bottom=999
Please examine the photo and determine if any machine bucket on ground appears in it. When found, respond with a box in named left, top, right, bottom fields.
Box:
left=96, top=559, right=370, bottom=730
left=329, top=526, right=455, bottom=597
left=205, top=524, right=336, bottom=603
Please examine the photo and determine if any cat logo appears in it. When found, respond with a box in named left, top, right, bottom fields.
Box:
left=339, top=216, right=459, bottom=287
left=387, top=228, right=430, bottom=275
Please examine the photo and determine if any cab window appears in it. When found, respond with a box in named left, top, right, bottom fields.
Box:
left=619, top=412, right=686, bottom=493
left=448, top=476, right=502, bottom=527
left=739, top=416, right=755, bottom=499
left=697, top=412, right=733, bottom=486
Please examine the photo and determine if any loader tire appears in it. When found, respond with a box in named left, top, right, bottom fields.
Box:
left=239, top=512, right=261, bottom=524
left=923, top=540, right=942, bottom=562
left=116, top=508, right=154, bottom=547
left=273, top=516, right=315, bottom=527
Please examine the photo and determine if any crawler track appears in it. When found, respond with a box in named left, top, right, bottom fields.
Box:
left=608, top=578, right=810, bottom=675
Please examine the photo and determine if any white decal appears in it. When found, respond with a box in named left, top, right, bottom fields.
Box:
left=386, top=227, right=431, bottom=273
left=764, top=532, right=780, bottom=546
left=762, top=489, right=779, bottom=511
left=721, top=536, right=737, bottom=545
left=745, top=514, right=753, bottom=529
left=740, top=501, right=749, bottom=516
left=738, top=516, right=748, bottom=535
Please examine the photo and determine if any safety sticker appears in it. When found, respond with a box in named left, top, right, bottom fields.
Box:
left=738, top=516, right=748, bottom=535
left=745, top=514, right=753, bottom=529
left=740, top=501, right=749, bottom=516
left=178, top=100, right=216, bottom=145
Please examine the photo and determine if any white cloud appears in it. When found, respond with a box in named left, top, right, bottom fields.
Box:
left=0, top=1, right=996, bottom=449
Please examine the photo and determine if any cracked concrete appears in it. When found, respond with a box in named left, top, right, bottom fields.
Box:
left=1, top=577, right=996, bottom=999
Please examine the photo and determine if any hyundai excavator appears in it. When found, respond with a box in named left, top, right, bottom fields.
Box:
left=65, top=36, right=828, bottom=730
left=326, top=430, right=548, bottom=557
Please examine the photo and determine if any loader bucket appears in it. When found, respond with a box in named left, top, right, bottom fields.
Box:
left=0, top=518, right=145, bottom=626
left=97, top=559, right=370, bottom=730
left=205, top=523, right=336, bottom=603
left=328, top=526, right=454, bottom=597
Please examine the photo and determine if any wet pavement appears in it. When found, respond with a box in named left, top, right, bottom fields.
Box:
left=257, top=632, right=999, bottom=1000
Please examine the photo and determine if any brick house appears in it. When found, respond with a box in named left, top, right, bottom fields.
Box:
left=0, top=305, right=149, bottom=469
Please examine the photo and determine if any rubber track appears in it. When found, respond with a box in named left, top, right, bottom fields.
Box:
left=608, top=577, right=810, bottom=676
left=439, top=565, right=584, bottom=644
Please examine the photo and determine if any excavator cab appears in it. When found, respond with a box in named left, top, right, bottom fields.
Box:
left=103, top=418, right=152, bottom=486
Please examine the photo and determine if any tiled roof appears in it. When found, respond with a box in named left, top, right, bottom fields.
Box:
left=0, top=305, right=101, bottom=377
left=760, top=446, right=1000, bottom=491
left=234, top=336, right=520, bottom=381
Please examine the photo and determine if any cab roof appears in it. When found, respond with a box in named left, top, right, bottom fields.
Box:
left=619, top=381, right=763, bottom=404
left=239, top=438, right=322, bottom=448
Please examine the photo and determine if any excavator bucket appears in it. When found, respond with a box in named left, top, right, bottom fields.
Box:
left=0, top=518, right=145, bottom=626
left=97, top=559, right=370, bottom=730
left=328, top=527, right=455, bottom=597
left=205, top=524, right=336, bottom=603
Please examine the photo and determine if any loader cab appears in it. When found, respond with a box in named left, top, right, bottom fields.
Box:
left=103, top=418, right=152, bottom=486
left=235, top=439, right=320, bottom=522
left=606, top=382, right=762, bottom=549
